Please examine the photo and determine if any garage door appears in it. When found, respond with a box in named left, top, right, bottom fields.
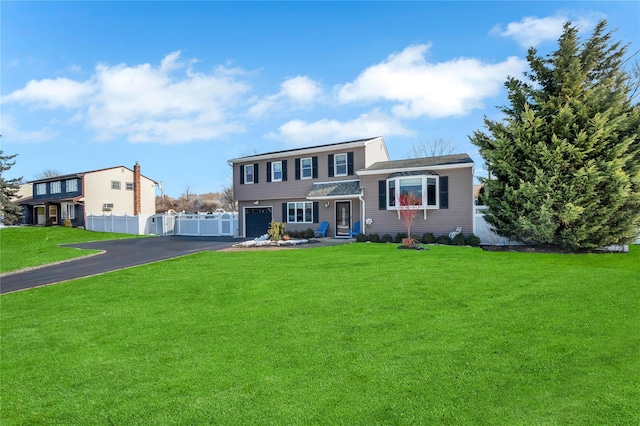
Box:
left=245, top=207, right=273, bottom=238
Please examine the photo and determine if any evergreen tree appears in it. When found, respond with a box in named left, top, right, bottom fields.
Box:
left=471, top=21, right=640, bottom=250
left=0, top=150, right=24, bottom=225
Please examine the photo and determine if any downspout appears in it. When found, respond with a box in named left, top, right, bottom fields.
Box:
left=359, top=189, right=365, bottom=236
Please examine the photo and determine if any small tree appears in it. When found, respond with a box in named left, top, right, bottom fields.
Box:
left=0, top=150, right=23, bottom=225
left=398, top=192, right=422, bottom=247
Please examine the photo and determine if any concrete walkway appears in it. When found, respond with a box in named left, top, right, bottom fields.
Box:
left=0, top=236, right=353, bottom=294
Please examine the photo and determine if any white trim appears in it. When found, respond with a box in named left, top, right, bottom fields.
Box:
left=334, top=153, right=348, bottom=177
left=271, top=161, right=283, bottom=182
left=244, top=164, right=255, bottom=184
left=300, top=157, right=313, bottom=180
left=307, top=193, right=362, bottom=200
left=228, top=137, right=383, bottom=164
left=357, top=161, right=473, bottom=176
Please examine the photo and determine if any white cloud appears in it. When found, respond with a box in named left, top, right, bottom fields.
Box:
left=267, top=110, right=413, bottom=146
left=490, top=14, right=597, bottom=48
left=249, top=75, right=321, bottom=118
left=2, top=78, right=95, bottom=109
left=338, top=44, right=526, bottom=119
left=0, top=114, right=57, bottom=143
left=3, top=51, right=251, bottom=144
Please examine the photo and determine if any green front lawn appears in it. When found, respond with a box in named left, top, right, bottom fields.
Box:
left=1, top=243, right=639, bottom=424
left=0, top=227, right=147, bottom=273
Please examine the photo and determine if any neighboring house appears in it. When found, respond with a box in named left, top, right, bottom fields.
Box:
left=18, top=163, right=157, bottom=227
left=229, top=136, right=474, bottom=238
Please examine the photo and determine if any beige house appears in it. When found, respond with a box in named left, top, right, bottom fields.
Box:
left=229, top=137, right=475, bottom=238
left=19, top=163, right=157, bottom=227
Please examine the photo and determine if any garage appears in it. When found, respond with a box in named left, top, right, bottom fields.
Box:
left=245, top=207, right=273, bottom=238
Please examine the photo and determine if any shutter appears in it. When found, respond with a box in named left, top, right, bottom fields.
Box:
left=439, top=176, right=449, bottom=209
left=312, top=156, right=318, bottom=179
left=378, top=180, right=387, bottom=210
left=295, top=158, right=300, bottom=180
left=313, top=202, right=319, bottom=223
left=328, top=154, right=334, bottom=177
left=266, top=162, right=272, bottom=183
left=282, top=160, right=288, bottom=181
left=240, top=165, right=245, bottom=185
left=254, top=163, right=259, bottom=184
left=282, top=203, right=287, bottom=222
left=347, top=152, right=354, bottom=175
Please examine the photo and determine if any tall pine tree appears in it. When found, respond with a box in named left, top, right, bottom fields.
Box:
left=0, top=150, right=24, bottom=225
left=471, top=20, right=640, bottom=250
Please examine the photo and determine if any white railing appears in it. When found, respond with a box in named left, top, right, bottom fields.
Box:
left=86, top=212, right=238, bottom=237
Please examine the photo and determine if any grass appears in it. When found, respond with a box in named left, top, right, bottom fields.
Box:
left=1, top=241, right=639, bottom=424
left=0, top=227, right=148, bottom=273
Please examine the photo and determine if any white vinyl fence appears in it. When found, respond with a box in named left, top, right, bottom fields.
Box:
left=86, top=212, right=238, bottom=237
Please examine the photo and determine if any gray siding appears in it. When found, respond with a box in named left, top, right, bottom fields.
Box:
left=360, top=167, right=474, bottom=237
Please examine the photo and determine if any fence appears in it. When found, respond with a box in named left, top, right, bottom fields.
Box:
left=474, top=206, right=640, bottom=245
left=86, top=212, right=238, bottom=237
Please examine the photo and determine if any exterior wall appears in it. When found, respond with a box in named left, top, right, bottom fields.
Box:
left=83, top=167, right=156, bottom=216
left=360, top=166, right=474, bottom=237
left=363, top=138, right=390, bottom=167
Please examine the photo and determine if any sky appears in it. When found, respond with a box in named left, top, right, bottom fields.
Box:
left=2, top=1, right=639, bottom=198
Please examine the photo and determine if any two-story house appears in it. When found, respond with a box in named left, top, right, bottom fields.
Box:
left=229, top=136, right=475, bottom=238
left=19, top=163, right=157, bottom=228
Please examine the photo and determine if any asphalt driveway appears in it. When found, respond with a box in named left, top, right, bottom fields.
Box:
left=0, top=236, right=243, bottom=294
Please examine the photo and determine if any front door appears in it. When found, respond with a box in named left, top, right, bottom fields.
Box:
left=335, top=201, right=351, bottom=237
left=36, top=206, right=46, bottom=225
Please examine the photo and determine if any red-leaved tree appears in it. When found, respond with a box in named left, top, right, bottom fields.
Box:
left=399, top=192, right=422, bottom=246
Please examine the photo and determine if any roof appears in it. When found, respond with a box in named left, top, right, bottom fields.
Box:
left=357, top=153, right=473, bottom=175
left=18, top=196, right=83, bottom=206
left=27, top=165, right=157, bottom=184
left=228, top=136, right=384, bottom=163
left=306, top=180, right=363, bottom=199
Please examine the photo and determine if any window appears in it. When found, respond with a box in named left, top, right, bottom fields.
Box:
left=386, top=175, right=439, bottom=209
left=50, top=181, right=61, bottom=194
left=126, top=182, right=134, bottom=190
left=271, top=161, right=282, bottom=182
left=66, top=179, right=78, bottom=192
left=61, top=203, right=75, bottom=220
left=111, top=181, right=121, bottom=190
left=334, top=153, right=347, bottom=176
left=103, top=203, right=114, bottom=211
left=287, top=201, right=314, bottom=223
left=36, top=183, right=47, bottom=195
left=301, top=158, right=312, bottom=179
left=245, top=165, right=254, bottom=184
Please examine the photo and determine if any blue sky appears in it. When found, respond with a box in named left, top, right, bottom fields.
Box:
left=2, top=1, right=639, bottom=198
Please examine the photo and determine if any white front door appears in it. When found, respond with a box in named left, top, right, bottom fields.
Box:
left=36, top=206, right=46, bottom=225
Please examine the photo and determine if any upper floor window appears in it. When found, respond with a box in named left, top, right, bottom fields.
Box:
left=66, top=179, right=78, bottom=192
left=334, top=153, right=348, bottom=176
left=271, top=161, right=282, bottom=182
left=111, top=181, right=121, bottom=190
left=301, top=157, right=312, bottom=179
left=50, top=181, right=61, bottom=194
left=126, top=182, right=134, bottom=191
left=245, top=164, right=254, bottom=184
left=36, top=183, right=47, bottom=195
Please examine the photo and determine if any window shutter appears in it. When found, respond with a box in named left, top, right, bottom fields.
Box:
left=439, top=176, right=448, bottom=209
left=295, top=159, right=301, bottom=180
left=312, top=156, right=318, bottom=179
left=313, top=202, right=319, bottom=223
left=266, top=162, right=272, bottom=183
left=347, top=152, right=354, bottom=175
left=282, top=203, right=287, bottom=222
left=254, top=163, right=259, bottom=184
left=378, top=180, right=386, bottom=210
left=328, top=154, right=334, bottom=177
left=240, top=165, right=245, bottom=185
left=282, top=160, right=288, bottom=181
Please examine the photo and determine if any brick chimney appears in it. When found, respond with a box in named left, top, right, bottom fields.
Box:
left=134, top=162, right=141, bottom=215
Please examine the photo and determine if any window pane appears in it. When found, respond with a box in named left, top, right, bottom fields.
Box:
left=245, top=165, right=254, bottom=183
left=273, top=162, right=282, bottom=181
left=111, top=181, right=121, bottom=190
left=335, top=154, right=347, bottom=176
left=66, top=179, right=78, bottom=192
left=36, top=183, right=47, bottom=195
left=388, top=180, right=396, bottom=207
left=305, top=202, right=312, bottom=222
left=296, top=202, right=304, bottom=222
left=426, top=177, right=437, bottom=205
left=301, top=158, right=312, bottom=178
left=51, top=181, right=61, bottom=194
left=399, top=178, right=422, bottom=201
left=288, top=203, right=296, bottom=222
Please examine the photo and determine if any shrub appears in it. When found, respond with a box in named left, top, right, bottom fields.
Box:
left=435, top=235, right=451, bottom=245
left=268, top=221, right=286, bottom=241
left=304, top=228, right=315, bottom=239
left=368, top=233, right=380, bottom=243
left=452, top=233, right=467, bottom=246
left=381, top=234, right=393, bottom=243
left=63, top=218, right=72, bottom=228
left=45, top=218, right=55, bottom=227
left=394, top=232, right=408, bottom=243
left=421, top=233, right=436, bottom=244
left=355, top=233, right=368, bottom=242
left=465, top=234, right=481, bottom=247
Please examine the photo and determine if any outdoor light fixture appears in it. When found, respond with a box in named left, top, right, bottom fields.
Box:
left=254, top=201, right=259, bottom=205
left=325, top=202, right=330, bottom=208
